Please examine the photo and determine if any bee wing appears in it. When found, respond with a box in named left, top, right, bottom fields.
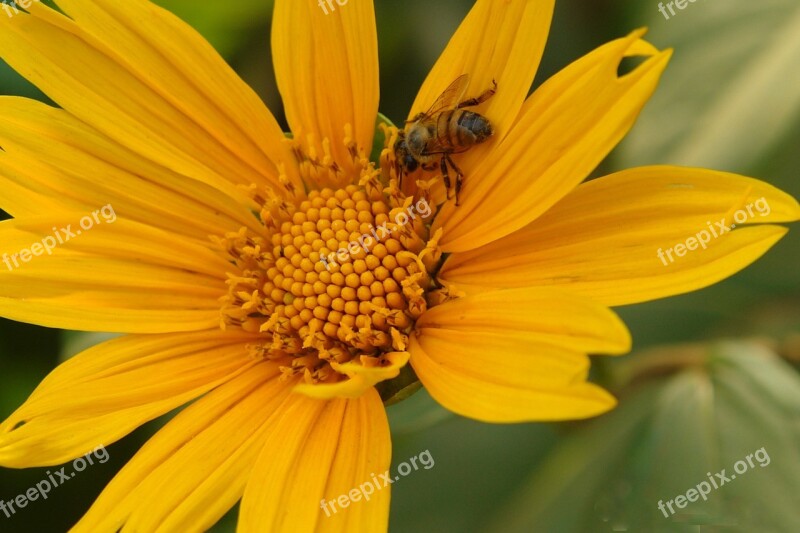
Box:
left=420, top=144, right=471, bottom=156
left=421, top=74, right=470, bottom=118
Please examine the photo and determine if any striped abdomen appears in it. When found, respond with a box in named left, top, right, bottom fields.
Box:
left=435, top=110, right=493, bottom=150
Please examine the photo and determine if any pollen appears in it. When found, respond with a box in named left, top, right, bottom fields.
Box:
left=216, top=139, right=441, bottom=391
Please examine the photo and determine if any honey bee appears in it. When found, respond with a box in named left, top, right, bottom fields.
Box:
left=394, top=74, right=496, bottom=205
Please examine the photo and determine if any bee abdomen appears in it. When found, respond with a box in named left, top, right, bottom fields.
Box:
left=454, top=111, right=493, bottom=146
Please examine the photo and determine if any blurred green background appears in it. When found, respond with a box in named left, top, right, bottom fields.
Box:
left=1, top=0, right=798, bottom=531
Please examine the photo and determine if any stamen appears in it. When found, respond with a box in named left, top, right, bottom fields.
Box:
left=215, top=129, right=452, bottom=398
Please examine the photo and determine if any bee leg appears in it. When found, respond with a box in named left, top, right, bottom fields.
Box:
left=456, top=79, right=498, bottom=109
left=440, top=156, right=452, bottom=201
left=445, top=154, right=464, bottom=206
left=395, top=161, right=404, bottom=190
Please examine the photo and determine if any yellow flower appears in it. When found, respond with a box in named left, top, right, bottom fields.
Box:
left=0, top=0, right=797, bottom=531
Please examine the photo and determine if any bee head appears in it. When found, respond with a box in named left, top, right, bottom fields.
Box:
left=405, top=125, right=429, bottom=157
left=402, top=153, right=419, bottom=173
left=393, top=135, right=419, bottom=173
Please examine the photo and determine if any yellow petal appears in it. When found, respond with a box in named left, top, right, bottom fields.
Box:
left=0, top=97, right=262, bottom=238
left=272, top=0, right=379, bottom=174
left=0, top=215, right=225, bottom=332
left=409, top=287, right=627, bottom=422
left=5, top=215, right=231, bottom=277
left=0, top=331, right=257, bottom=468
left=0, top=2, right=299, bottom=197
left=72, top=363, right=287, bottom=533
left=294, top=351, right=410, bottom=399
left=410, top=335, right=616, bottom=423
left=239, top=389, right=390, bottom=533
left=415, top=330, right=591, bottom=389
left=409, top=0, right=555, bottom=152
left=441, top=166, right=800, bottom=306
left=0, top=298, right=217, bottom=334
left=434, top=30, right=670, bottom=252
left=418, top=287, right=631, bottom=355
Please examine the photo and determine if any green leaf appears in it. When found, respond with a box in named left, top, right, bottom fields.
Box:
left=484, top=341, right=800, bottom=532
left=620, top=0, right=800, bottom=172
left=389, top=415, right=558, bottom=533
left=376, top=363, right=422, bottom=406
left=387, top=388, right=451, bottom=436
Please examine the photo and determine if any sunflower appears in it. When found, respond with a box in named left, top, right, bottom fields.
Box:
left=0, top=0, right=797, bottom=531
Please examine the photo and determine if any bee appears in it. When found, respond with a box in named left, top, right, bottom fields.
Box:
left=394, top=74, right=496, bottom=205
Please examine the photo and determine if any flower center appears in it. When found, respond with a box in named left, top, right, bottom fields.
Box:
left=216, top=134, right=446, bottom=396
